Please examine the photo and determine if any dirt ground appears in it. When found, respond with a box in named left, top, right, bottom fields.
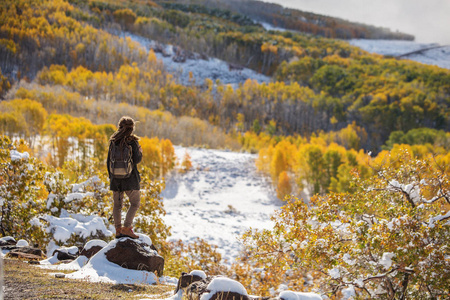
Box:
left=2, top=258, right=174, bottom=299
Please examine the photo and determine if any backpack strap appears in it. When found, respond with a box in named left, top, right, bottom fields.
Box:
left=109, top=142, right=116, bottom=163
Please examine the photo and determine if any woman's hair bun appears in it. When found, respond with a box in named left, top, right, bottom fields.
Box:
left=118, top=116, right=135, bottom=129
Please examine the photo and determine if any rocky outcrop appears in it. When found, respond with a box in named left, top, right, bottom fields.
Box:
left=105, top=238, right=164, bottom=275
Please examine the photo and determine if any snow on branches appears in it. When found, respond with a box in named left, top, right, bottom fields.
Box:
left=241, top=150, right=449, bottom=299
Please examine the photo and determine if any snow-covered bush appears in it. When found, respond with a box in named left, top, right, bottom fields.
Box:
left=0, top=134, right=173, bottom=257
left=37, top=161, right=116, bottom=248
left=0, top=136, right=48, bottom=243
left=240, top=148, right=449, bottom=298
left=44, top=172, right=110, bottom=218
left=41, top=157, right=172, bottom=252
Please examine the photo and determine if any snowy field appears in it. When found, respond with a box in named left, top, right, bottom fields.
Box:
left=125, top=33, right=271, bottom=87
left=349, top=39, right=450, bottom=69
left=162, top=146, right=282, bottom=265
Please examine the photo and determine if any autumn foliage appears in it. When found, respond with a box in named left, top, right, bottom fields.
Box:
left=0, top=0, right=449, bottom=295
left=241, top=149, right=450, bottom=298
left=1, top=0, right=449, bottom=154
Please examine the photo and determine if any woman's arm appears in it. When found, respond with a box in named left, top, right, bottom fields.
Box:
left=132, top=140, right=143, bottom=165
left=106, top=142, right=112, bottom=177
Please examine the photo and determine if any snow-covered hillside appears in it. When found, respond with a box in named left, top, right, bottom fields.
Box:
left=349, top=39, right=450, bottom=69
left=123, top=31, right=450, bottom=89
left=258, top=19, right=450, bottom=70
left=162, top=146, right=282, bottom=264
left=125, top=33, right=271, bottom=87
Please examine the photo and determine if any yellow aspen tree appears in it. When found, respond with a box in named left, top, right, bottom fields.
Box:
left=160, top=139, right=175, bottom=177
left=139, top=137, right=161, bottom=179
left=270, top=147, right=288, bottom=182
left=276, top=171, right=292, bottom=200
left=180, top=151, right=193, bottom=173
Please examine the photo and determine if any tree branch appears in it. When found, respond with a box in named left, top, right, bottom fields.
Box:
left=423, top=195, right=448, bottom=204
left=400, top=272, right=410, bottom=300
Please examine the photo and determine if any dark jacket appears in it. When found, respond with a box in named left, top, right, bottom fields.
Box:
left=107, top=138, right=142, bottom=191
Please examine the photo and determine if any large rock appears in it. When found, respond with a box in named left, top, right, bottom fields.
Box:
left=5, top=246, right=46, bottom=260
left=6, top=252, right=43, bottom=260
left=185, top=276, right=255, bottom=300
left=185, top=276, right=210, bottom=300
left=80, top=240, right=107, bottom=258
left=52, top=246, right=80, bottom=261
left=105, top=238, right=164, bottom=275
left=10, top=246, right=44, bottom=256
left=80, top=245, right=103, bottom=258
left=174, top=272, right=205, bottom=294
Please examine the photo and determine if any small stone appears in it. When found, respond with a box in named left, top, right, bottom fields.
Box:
left=55, top=273, right=66, bottom=278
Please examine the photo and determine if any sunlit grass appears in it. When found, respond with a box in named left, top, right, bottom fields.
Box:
left=3, top=258, right=174, bottom=299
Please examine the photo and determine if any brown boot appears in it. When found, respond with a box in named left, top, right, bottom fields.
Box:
left=121, top=227, right=139, bottom=239
left=115, top=226, right=123, bottom=239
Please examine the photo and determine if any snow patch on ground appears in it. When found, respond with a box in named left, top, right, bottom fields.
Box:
left=40, top=234, right=178, bottom=286
left=349, top=39, right=450, bottom=69
left=125, top=33, right=271, bottom=87
left=40, top=255, right=89, bottom=271
left=258, top=21, right=288, bottom=32
left=162, top=146, right=281, bottom=265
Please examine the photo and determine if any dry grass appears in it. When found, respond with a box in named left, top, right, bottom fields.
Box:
left=3, top=258, right=174, bottom=299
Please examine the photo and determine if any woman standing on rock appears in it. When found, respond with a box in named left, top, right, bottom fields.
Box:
left=107, top=116, right=143, bottom=239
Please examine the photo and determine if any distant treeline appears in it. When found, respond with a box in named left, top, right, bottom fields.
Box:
left=158, top=0, right=415, bottom=40
left=1, top=0, right=449, bottom=154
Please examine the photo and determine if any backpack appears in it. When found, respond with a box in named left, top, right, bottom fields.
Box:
left=109, top=141, right=133, bottom=179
